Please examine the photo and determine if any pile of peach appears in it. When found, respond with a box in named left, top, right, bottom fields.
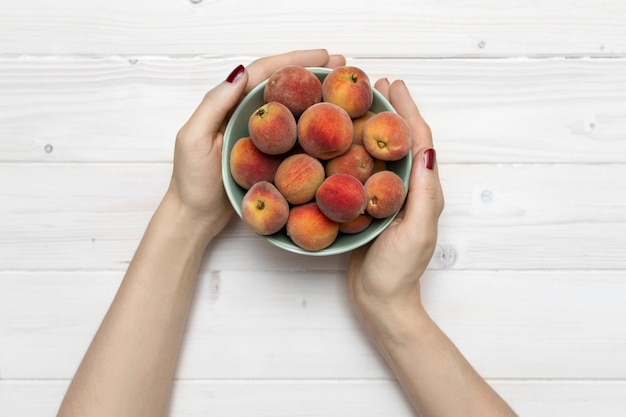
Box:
left=229, top=65, right=412, bottom=251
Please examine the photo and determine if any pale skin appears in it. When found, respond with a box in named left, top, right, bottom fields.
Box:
left=56, top=49, right=517, bottom=417
left=348, top=78, right=517, bottom=417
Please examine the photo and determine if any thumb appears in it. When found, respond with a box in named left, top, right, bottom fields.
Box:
left=179, top=65, right=249, bottom=141
left=385, top=80, right=443, bottom=234
left=403, top=147, right=444, bottom=235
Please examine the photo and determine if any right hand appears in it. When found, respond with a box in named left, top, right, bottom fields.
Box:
left=166, top=49, right=346, bottom=242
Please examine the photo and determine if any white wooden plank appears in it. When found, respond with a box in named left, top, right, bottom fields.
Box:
left=0, top=380, right=415, bottom=417
left=435, top=163, right=626, bottom=270
left=0, top=0, right=624, bottom=57
left=1, top=163, right=625, bottom=271
left=2, top=379, right=626, bottom=417
left=0, top=57, right=201, bottom=163
left=1, top=57, right=626, bottom=163
left=1, top=270, right=624, bottom=380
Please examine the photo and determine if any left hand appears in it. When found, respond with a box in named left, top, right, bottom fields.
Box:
left=166, top=49, right=347, bottom=241
left=347, top=79, right=444, bottom=332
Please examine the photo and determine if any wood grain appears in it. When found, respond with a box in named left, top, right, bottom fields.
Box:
left=1, top=163, right=624, bottom=271
left=1, top=270, right=624, bottom=380
left=2, top=379, right=625, bottom=417
left=0, top=0, right=624, bottom=57
left=1, top=57, right=625, bottom=163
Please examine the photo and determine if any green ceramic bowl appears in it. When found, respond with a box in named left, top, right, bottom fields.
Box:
left=222, top=67, right=412, bottom=256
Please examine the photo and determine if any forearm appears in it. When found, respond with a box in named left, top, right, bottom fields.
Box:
left=356, top=295, right=517, bottom=417
left=58, top=193, right=212, bottom=417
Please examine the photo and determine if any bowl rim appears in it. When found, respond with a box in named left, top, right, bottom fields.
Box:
left=222, top=66, right=412, bottom=256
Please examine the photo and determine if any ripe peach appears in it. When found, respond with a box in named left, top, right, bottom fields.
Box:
left=325, top=144, right=374, bottom=184
left=229, top=137, right=282, bottom=189
left=264, top=65, right=323, bottom=118
left=352, top=111, right=376, bottom=145
left=364, top=170, right=407, bottom=219
left=315, top=174, right=367, bottom=223
left=339, top=213, right=373, bottom=234
left=322, top=66, right=373, bottom=118
left=241, top=181, right=289, bottom=235
left=297, top=102, right=353, bottom=160
left=248, top=101, right=297, bottom=155
left=286, top=203, right=339, bottom=251
left=362, top=111, right=412, bottom=161
left=275, top=153, right=325, bottom=205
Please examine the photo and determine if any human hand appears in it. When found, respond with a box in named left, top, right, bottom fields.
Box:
left=165, top=49, right=347, bottom=241
left=347, top=79, right=444, bottom=331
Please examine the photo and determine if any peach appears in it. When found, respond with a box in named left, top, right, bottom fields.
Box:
left=275, top=153, right=325, bottom=205
left=315, top=174, right=367, bottom=223
left=364, top=170, right=407, bottom=219
left=362, top=111, right=412, bottom=161
left=241, top=181, right=290, bottom=235
left=229, top=137, right=282, bottom=189
left=322, top=66, right=373, bottom=118
left=352, top=111, right=376, bottom=145
left=297, top=102, right=353, bottom=160
left=248, top=101, right=297, bottom=155
left=339, top=213, right=373, bottom=234
left=325, top=144, right=374, bottom=184
left=264, top=65, right=323, bottom=118
left=286, top=203, right=339, bottom=251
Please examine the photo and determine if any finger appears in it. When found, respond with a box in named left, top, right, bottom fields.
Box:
left=374, top=78, right=391, bottom=101
left=402, top=148, right=444, bottom=237
left=388, top=80, right=433, bottom=152
left=327, top=54, right=347, bottom=68
left=386, top=81, right=443, bottom=233
left=178, top=65, right=249, bottom=142
left=245, top=49, right=338, bottom=92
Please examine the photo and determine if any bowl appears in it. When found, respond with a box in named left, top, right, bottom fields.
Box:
left=222, top=67, right=412, bottom=256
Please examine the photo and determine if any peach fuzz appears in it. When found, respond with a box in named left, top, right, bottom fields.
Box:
left=351, top=111, right=376, bottom=145
left=263, top=65, right=323, bottom=118
left=248, top=101, right=297, bottom=155
left=364, top=170, right=407, bottom=219
left=315, top=174, right=367, bottom=223
left=241, top=181, right=289, bottom=236
left=297, top=102, right=353, bottom=160
left=229, top=137, right=282, bottom=190
left=339, top=213, right=373, bottom=234
left=274, top=153, right=325, bottom=205
left=325, top=144, right=374, bottom=184
left=362, top=111, right=412, bottom=161
left=286, top=203, right=339, bottom=252
left=322, top=66, right=373, bottom=118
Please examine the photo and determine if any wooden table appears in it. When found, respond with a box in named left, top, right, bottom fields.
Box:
left=1, top=1, right=625, bottom=415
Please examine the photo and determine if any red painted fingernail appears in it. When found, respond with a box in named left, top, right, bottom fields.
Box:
left=225, top=64, right=245, bottom=83
left=423, top=148, right=436, bottom=170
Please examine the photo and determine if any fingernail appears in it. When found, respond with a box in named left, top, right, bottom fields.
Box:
left=225, top=64, right=245, bottom=83
left=423, top=148, right=436, bottom=170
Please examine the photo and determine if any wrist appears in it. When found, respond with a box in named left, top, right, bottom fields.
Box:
left=352, top=288, right=430, bottom=346
left=155, top=192, right=216, bottom=251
